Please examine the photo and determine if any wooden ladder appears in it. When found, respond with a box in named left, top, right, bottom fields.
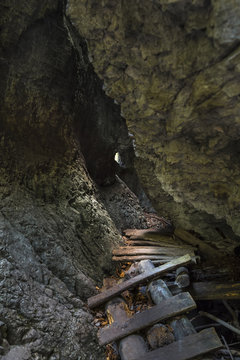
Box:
left=87, top=254, right=222, bottom=360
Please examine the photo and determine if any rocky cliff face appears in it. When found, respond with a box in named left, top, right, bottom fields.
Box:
left=0, top=1, right=148, bottom=358
left=1, top=1, right=240, bottom=358
left=67, top=0, right=240, bottom=250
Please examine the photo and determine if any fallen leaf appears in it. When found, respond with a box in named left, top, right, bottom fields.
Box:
left=101, top=320, right=108, bottom=326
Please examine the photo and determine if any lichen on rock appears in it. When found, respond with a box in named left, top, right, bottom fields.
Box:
left=0, top=0, right=130, bottom=358
left=67, top=0, right=240, bottom=248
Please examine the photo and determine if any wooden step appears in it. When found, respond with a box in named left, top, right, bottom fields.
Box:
left=112, top=255, right=177, bottom=262
left=171, top=281, right=240, bottom=300
left=113, top=246, right=195, bottom=256
left=87, top=254, right=192, bottom=309
left=125, top=240, right=194, bottom=248
left=138, top=260, right=196, bottom=341
left=134, top=327, right=222, bottom=360
left=174, top=228, right=220, bottom=260
left=98, top=292, right=196, bottom=345
left=123, top=228, right=174, bottom=239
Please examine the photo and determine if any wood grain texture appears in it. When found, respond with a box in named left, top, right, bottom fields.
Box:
left=106, top=298, right=148, bottom=360
left=174, top=228, right=220, bottom=260
left=171, top=282, right=240, bottom=300
left=125, top=240, right=194, bottom=248
left=87, top=254, right=193, bottom=309
left=123, top=228, right=174, bottom=239
left=138, top=261, right=196, bottom=342
left=98, top=292, right=196, bottom=345
left=135, top=328, right=222, bottom=360
left=113, top=246, right=194, bottom=256
left=112, top=255, right=175, bottom=262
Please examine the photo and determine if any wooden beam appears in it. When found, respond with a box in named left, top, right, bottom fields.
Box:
left=119, top=335, right=148, bottom=360
left=175, top=267, right=190, bottom=289
left=98, top=292, right=196, bottom=345
left=105, top=298, right=148, bottom=360
left=174, top=228, right=220, bottom=260
left=112, top=255, right=175, bottom=262
left=134, top=328, right=222, bottom=360
left=113, top=246, right=195, bottom=257
left=125, top=240, right=194, bottom=249
left=138, top=260, right=196, bottom=341
left=171, top=282, right=240, bottom=300
left=123, top=228, right=174, bottom=239
left=87, top=254, right=193, bottom=309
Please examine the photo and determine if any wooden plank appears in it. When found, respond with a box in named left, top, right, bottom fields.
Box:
left=138, top=260, right=196, bottom=341
left=106, top=298, right=148, bottom=360
left=87, top=254, right=193, bottom=309
left=98, top=292, right=196, bottom=345
left=174, top=228, right=220, bottom=260
left=172, top=282, right=240, bottom=300
left=175, top=267, right=190, bottom=289
left=123, top=228, right=174, bottom=239
left=113, top=246, right=194, bottom=256
left=119, top=335, right=148, bottom=360
left=135, top=328, right=222, bottom=360
left=125, top=240, right=194, bottom=249
left=112, top=255, right=177, bottom=262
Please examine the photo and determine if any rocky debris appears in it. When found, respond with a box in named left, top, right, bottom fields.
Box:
left=67, top=0, right=240, bottom=247
left=99, top=176, right=148, bottom=231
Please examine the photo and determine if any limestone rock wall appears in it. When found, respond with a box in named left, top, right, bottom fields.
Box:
left=0, top=0, right=134, bottom=358
left=67, top=0, right=240, bottom=248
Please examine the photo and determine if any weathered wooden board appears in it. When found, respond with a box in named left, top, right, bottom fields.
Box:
left=119, top=335, right=148, bottom=360
left=138, top=260, right=196, bottom=341
left=87, top=254, right=192, bottom=309
left=98, top=292, right=196, bottom=345
left=175, top=267, right=190, bottom=289
left=106, top=298, right=148, bottom=360
left=172, top=282, right=240, bottom=300
left=134, top=328, right=222, bottom=360
left=123, top=228, right=174, bottom=240
left=113, top=246, right=194, bottom=256
left=174, top=228, right=220, bottom=260
left=125, top=240, right=194, bottom=249
left=112, top=255, right=174, bottom=262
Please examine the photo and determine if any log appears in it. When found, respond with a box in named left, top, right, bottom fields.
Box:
left=171, top=282, right=240, bottom=300
left=139, top=260, right=196, bottom=341
left=138, top=259, right=157, bottom=273
left=113, top=246, right=195, bottom=257
left=98, top=292, right=196, bottom=345
left=134, top=328, right=222, bottom=360
left=124, top=263, right=139, bottom=278
left=174, top=228, right=220, bottom=260
left=105, top=298, right=147, bottom=360
left=119, top=335, right=148, bottom=360
left=125, top=235, right=182, bottom=244
left=105, top=297, right=132, bottom=324
left=175, top=267, right=190, bottom=289
left=88, top=254, right=193, bottom=309
left=138, top=261, right=176, bottom=349
left=148, top=281, right=196, bottom=341
left=123, top=228, right=174, bottom=239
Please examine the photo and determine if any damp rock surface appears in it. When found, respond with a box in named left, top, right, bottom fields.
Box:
left=67, top=0, right=240, bottom=247
left=0, top=0, right=129, bottom=358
